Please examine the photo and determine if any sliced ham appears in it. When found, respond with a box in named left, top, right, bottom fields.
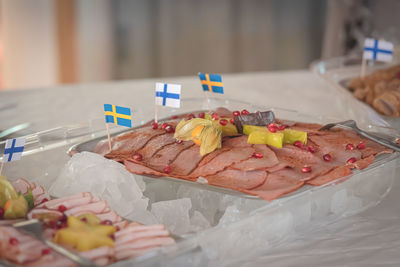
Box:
left=137, top=133, right=177, bottom=160
left=96, top=211, right=122, bottom=223
left=146, top=142, right=194, bottom=172
left=65, top=200, right=108, bottom=216
left=80, top=246, right=114, bottom=261
left=242, top=170, right=305, bottom=201
left=115, top=229, right=171, bottom=246
left=231, top=145, right=279, bottom=171
left=170, top=145, right=203, bottom=176
left=124, top=160, right=167, bottom=176
left=37, top=192, right=92, bottom=209
left=307, top=165, right=353, bottom=186
left=205, top=168, right=267, bottom=190
left=115, top=237, right=175, bottom=250
left=351, top=154, right=375, bottom=170
left=188, top=147, right=254, bottom=178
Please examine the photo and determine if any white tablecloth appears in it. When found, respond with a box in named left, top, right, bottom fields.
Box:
left=1, top=70, right=399, bottom=266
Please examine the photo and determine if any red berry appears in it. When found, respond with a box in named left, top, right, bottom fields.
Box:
left=100, top=220, right=113, bottom=226
left=0, top=207, right=4, bottom=219
left=165, top=125, right=175, bottom=133
left=151, top=122, right=159, bottom=130
left=211, top=113, right=219, bottom=120
left=109, top=234, right=115, bottom=241
left=230, top=118, right=235, bottom=125
left=41, top=248, right=52, bottom=255
left=161, top=123, right=168, bottom=130
left=346, top=143, right=354, bottom=150
left=116, top=226, right=121, bottom=231
left=9, top=238, right=19, bottom=245
left=176, top=139, right=183, bottom=144
left=40, top=198, right=49, bottom=204
left=58, top=205, right=67, bottom=212
left=252, top=153, right=263, bottom=159
left=219, top=119, right=228, bottom=126
left=232, top=110, right=240, bottom=116
left=347, top=157, right=356, bottom=164
left=301, top=166, right=312, bottom=173
left=241, top=109, right=250, bottom=115
left=164, top=165, right=171, bottom=174
left=357, top=142, right=366, bottom=150
left=308, top=146, right=315, bottom=153
left=81, top=217, right=88, bottom=223
left=187, top=113, right=196, bottom=120
left=267, top=123, right=277, bottom=133
left=198, top=112, right=205, bottom=119
left=323, top=153, right=332, bottom=162
left=278, top=124, right=286, bottom=131
left=59, top=214, right=68, bottom=222
left=133, top=153, right=143, bottom=161
left=170, top=115, right=179, bottom=120
left=293, top=141, right=304, bottom=149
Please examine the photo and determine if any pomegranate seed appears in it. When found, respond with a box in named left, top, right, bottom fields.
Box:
left=219, top=119, right=228, bottom=126
left=347, top=157, right=356, bottom=164
left=176, top=139, right=183, bottom=144
left=109, top=234, right=115, bottom=241
left=151, top=122, right=158, bottom=130
left=301, top=166, right=312, bottom=173
left=346, top=143, right=354, bottom=150
left=170, top=115, right=179, bottom=120
left=293, top=141, right=304, bottom=149
left=57, top=220, right=67, bottom=229
left=0, top=207, right=4, bottom=219
left=308, top=146, right=315, bottom=153
left=100, top=220, right=113, bottom=226
left=323, top=153, right=332, bottom=162
left=211, top=113, right=219, bottom=120
left=230, top=118, right=235, bottom=125
left=252, top=153, right=263, bottom=158
left=357, top=142, right=366, bottom=150
left=9, top=238, right=19, bottom=245
left=58, top=205, right=67, bottom=212
left=59, top=214, right=68, bottom=222
left=278, top=124, right=286, bottom=131
left=161, top=123, right=168, bottom=130
left=81, top=217, right=88, bottom=223
left=133, top=153, right=143, bottom=161
left=241, top=109, right=250, bottom=115
left=115, top=226, right=120, bottom=231
left=40, top=198, right=49, bottom=204
left=164, top=165, right=171, bottom=174
left=187, top=113, right=196, bottom=120
left=198, top=112, right=205, bottom=118
left=232, top=111, right=240, bottom=116
left=165, top=125, right=175, bottom=133
left=267, top=123, right=277, bottom=133
left=41, top=248, right=52, bottom=255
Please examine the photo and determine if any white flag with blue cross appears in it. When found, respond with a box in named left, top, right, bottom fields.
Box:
left=155, top=83, right=181, bottom=108
left=2, top=137, right=26, bottom=162
left=363, top=38, right=393, bottom=62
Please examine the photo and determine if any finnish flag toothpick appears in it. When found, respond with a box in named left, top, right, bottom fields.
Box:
left=363, top=38, right=394, bottom=62
left=155, top=83, right=181, bottom=108
left=2, top=137, right=25, bottom=163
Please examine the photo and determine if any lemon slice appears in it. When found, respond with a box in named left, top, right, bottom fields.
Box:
left=0, top=176, right=18, bottom=207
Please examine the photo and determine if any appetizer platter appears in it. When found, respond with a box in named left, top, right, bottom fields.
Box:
left=2, top=97, right=400, bottom=266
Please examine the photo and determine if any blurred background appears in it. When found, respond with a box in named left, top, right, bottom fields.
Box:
left=0, top=0, right=399, bottom=90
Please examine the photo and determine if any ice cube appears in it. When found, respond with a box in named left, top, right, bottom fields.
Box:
left=151, top=198, right=192, bottom=235
left=190, top=211, right=211, bottom=232
left=49, top=152, right=149, bottom=218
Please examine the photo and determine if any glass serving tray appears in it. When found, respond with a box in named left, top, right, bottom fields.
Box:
left=310, top=55, right=400, bottom=129
left=1, top=97, right=400, bottom=267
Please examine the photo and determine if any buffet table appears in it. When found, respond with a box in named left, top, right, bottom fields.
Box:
left=1, top=70, right=399, bottom=266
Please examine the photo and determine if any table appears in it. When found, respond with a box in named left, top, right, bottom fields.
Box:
left=1, top=70, right=399, bottom=266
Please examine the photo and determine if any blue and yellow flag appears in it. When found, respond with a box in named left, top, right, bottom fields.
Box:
left=198, top=73, right=224, bottom=94
left=104, top=104, right=132, bottom=128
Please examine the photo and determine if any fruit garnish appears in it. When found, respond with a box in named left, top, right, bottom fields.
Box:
left=4, top=195, right=28, bottom=220
left=234, top=111, right=275, bottom=134
left=23, top=188, right=35, bottom=210
left=174, top=118, right=222, bottom=156
left=0, top=176, right=18, bottom=208
left=53, top=215, right=115, bottom=251
left=282, top=129, right=307, bottom=145
left=77, top=213, right=101, bottom=226
left=247, top=131, right=284, bottom=148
